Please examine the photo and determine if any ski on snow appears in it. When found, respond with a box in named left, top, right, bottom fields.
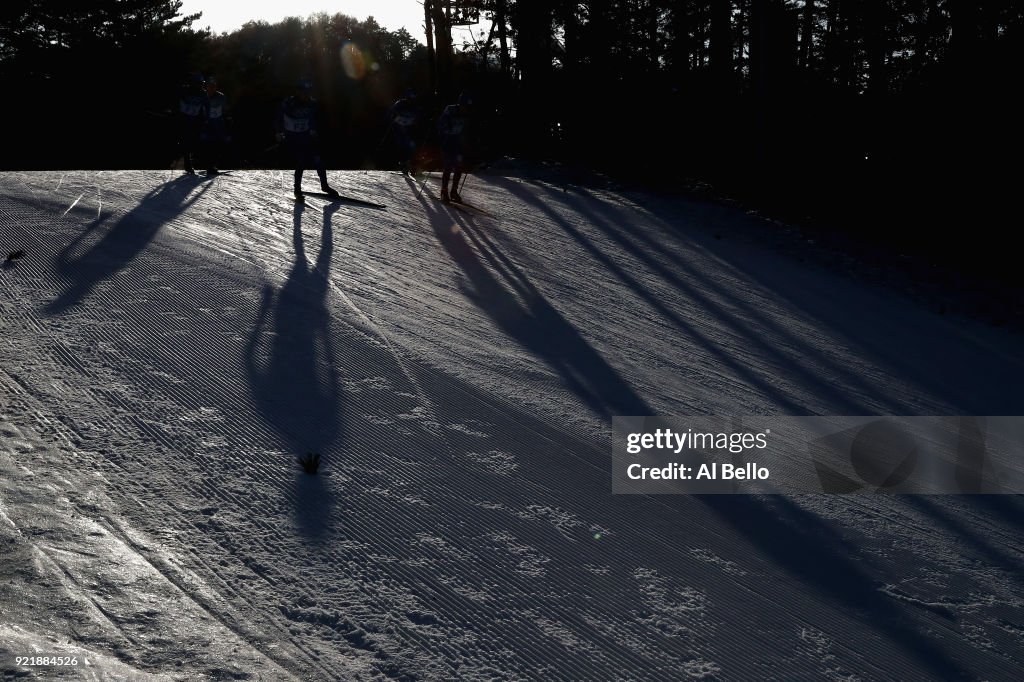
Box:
left=296, top=192, right=386, bottom=209
left=430, top=193, right=494, bottom=218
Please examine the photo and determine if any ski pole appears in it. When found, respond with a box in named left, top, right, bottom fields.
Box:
left=460, top=156, right=484, bottom=194
left=374, top=122, right=393, bottom=156
left=368, top=123, right=395, bottom=170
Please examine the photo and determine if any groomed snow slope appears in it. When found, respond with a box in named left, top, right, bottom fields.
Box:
left=1, top=169, right=1023, bottom=680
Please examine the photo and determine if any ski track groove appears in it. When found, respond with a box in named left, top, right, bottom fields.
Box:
left=3, top=176, right=746, bottom=678
left=1, top=184, right=629, bottom=678
left=243, top=183, right=970, bottom=675
left=0, top=176, right=974, bottom=679
left=3, top=172, right=1023, bottom=680
left=542, top=185, right=913, bottom=415
left=2, top=182, right=839, bottom=679
left=2, top=182, right=362, bottom=678
left=89, top=507, right=326, bottom=682
left=0, top=369, right=310, bottom=680
left=303, top=174, right=1024, bottom=675
left=1, top=342, right=354, bottom=678
left=0, top=294, right=334, bottom=678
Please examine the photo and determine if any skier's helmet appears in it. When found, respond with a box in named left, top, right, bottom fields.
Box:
left=297, top=77, right=314, bottom=91
left=189, top=72, right=205, bottom=86
left=206, top=74, right=218, bottom=86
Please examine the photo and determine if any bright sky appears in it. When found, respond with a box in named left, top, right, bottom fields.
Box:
left=179, top=1, right=427, bottom=41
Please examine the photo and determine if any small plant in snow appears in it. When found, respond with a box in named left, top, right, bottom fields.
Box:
left=298, top=452, right=321, bottom=474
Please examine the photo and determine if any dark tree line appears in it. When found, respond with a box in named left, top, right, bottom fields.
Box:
left=197, top=13, right=425, bottom=170
left=476, top=0, right=1024, bottom=284
left=0, top=2, right=428, bottom=169
left=0, top=1, right=207, bottom=167
left=2, top=1, right=1022, bottom=282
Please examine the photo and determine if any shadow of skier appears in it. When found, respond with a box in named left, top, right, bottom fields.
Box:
left=409, top=175, right=976, bottom=680
left=554, top=183, right=906, bottom=414
left=408, top=177, right=652, bottom=419
left=46, top=175, right=208, bottom=315
left=246, top=201, right=342, bottom=538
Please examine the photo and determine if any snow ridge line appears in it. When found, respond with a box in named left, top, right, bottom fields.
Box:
left=91, top=508, right=307, bottom=681
left=61, top=192, right=85, bottom=217
left=0, top=369, right=305, bottom=679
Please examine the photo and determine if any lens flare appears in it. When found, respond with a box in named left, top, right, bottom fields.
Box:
left=341, top=42, right=366, bottom=80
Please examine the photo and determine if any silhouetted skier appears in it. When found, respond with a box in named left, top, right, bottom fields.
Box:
left=438, top=91, right=472, bottom=203
left=276, top=77, right=338, bottom=203
left=388, top=88, right=420, bottom=174
left=177, top=72, right=208, bottom=175
left=201, top=75, right=229, bottom=175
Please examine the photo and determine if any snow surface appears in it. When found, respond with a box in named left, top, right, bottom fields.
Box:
left=1, top=169, right=1022, bottom=680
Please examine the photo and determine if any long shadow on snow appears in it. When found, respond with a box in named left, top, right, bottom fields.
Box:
left=407, top=176, right=652, bottom=419
left=488, top=177, right=975, bottom=679
left=493, top=176, right=811, bottom=414
left=246, top=202, right=342, bottom=538
left=709, top=494, right=975, bottom=679
left=902, top=495, right=1024, bottom=574
left=966, top=494, right=1024, bottom=533
left=586, top=187, right=1024, bottom=415
left=46, top=175, right=209, bottom=315
left=557, top=183, right=914, bottom=415
left=555, top=183, right=1024, bottom=654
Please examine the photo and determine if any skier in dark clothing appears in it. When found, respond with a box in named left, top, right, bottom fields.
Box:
left=276, top=78, right=338, bottom=203
left=437, top=91, right=472, bottom=202
left=178, top=72, right=208, bottom=175
left=201, top=75, right=229, bottom=175
left=388, top=89, right=420, bottom=174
